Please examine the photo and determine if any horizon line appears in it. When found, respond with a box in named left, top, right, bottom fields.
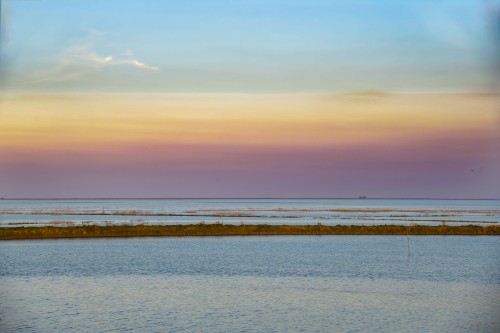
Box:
left=1, top=197, right=499, bottom=201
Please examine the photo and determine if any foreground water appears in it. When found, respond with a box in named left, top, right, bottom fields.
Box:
left=1, top=198, right=499, bottom=227
left=1, top=236, right=499, bottom=332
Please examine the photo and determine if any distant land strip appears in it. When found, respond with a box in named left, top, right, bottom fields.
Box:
left=0, top=224, right=499, bottom=240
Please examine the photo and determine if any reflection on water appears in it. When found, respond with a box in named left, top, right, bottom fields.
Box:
left=1, top=198, right=499, bottom=227
left=0, top=236, right=499, bottom=332
left=1, top=276, right=498, bottom=332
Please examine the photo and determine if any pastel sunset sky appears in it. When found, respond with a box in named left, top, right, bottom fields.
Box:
left=0, top=0, right=499, bottom=198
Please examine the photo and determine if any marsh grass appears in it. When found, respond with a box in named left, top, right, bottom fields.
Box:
left=0, top=224, right=498, bottom=240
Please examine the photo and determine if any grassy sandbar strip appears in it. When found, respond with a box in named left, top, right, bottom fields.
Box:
left=0, top=224, right=499, bottom=240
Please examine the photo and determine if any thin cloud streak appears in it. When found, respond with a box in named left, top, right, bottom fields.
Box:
left=25, top=29, right=158, bottom=84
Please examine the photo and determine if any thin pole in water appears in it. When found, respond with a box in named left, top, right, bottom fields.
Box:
left=406, top=224, right=411, bottom=257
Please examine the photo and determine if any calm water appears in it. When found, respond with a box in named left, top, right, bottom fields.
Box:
left=1, top=198, right=499, bottom=227
left=0, top=236, right=499, bottom=332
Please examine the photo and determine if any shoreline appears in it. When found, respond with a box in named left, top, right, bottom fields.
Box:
left=0, top=224, right=498, bottom=240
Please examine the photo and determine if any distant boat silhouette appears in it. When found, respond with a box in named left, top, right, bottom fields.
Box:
left=358, top=196, right=367, bottom=199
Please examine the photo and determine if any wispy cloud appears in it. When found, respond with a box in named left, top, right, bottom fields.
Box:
left=26, top=29, right=159, bottom=84
left=107, top=49, right=159, bottom=71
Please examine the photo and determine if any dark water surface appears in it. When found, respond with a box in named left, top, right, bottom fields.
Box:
left=1, top=236, right=499, bottom=332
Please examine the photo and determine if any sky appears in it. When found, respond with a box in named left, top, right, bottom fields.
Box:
left=1, top=0, right=499, bottom=93
left=0, top=0, right=499, bottom=198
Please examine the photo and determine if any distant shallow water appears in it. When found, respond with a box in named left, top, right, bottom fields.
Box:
left=0, top=236, right=499, bottom=332
left=1, top=198, right=499, bottom=227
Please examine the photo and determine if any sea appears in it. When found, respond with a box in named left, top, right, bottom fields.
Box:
left=0, top=199, right=499, bottom=332
left=0, top=198, right=499, bottom=227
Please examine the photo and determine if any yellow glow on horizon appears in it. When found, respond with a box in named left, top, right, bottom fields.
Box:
left=0, top=93, right=498, bottom=154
